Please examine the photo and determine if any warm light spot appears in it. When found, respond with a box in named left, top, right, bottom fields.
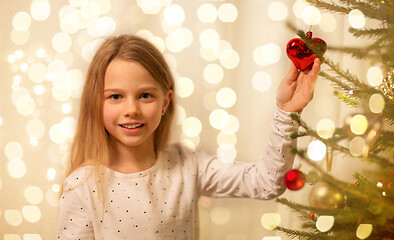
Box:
left=8, top=55, right=17, bottom=63
left=203, top=91, right=218, bottom=111
left=22, top=234, right=42, bottom=240
left=96, top=16, right=116, bottom=37
left=22, top=206, right=41, bottom=223
left=4, top=210, right=23, bottom=226
left=369, top=93, right=385, bottom=113
left=200, top=46, right=216, bottom=62
left=198, top=3, right=217, bottom=23
left=49, top=123, right=68, bottom=144
left=60, top=117, right=77, bottom=138
left=175, top=77, right=194, bottom=98
left=138, top=0, right=162, bottom=14
left=252, top=71, right=272, bottom=92
left=263, top=237, right=281, bottom=240
left=367, top=67, right=383, bottom=86
left=348, top=9, right=365, bottom=29
left=24, top=186, right=44, bottom=205
left=175, top=105, right=186, bottom=125
left=356, top=224, right=373, bottom=239
left=52, top=86, right=72, bottom=102
left=292, top=0, right=310, bottom=18
left=268, top=1, right=288, bottom=21
left=36, top=48, right=46, bottom=58
left=216, top=88, right=236, bottom=108
left=11, top=29, right=30, bottom=45
left=68, top=69, right=85, bottom=98
left=26, top=119, right=45, bottom=139
left=204, top=64, right=224, bottom=84
left=350, top=114, right=368, bottom=135
left=213, top=40, right=232, bottom=59
left=166, top=30, right=188, bottom=52
left=62, top=103, right=72, bottom=114
left=210, top=207, right=230, bottom=224
left=200, top=29, right=220, bottom=49
left=20, top=63, right=29, bottom=72
left=15, top=95, right=35, bottom=116
left=52, top=32, right=72, bottom=53
left=349, top=136, right=366, bottom=157
left=28, top=63, right=47, bottom=83
left=164, top=4, right=185, bottom=26
left=219, top=49, right=239, bottom=69
left=52, top=184, right=61, bottom=192
left=221, top=115, right=239, bottom=134
left=319, top=13, right=336, bottom=32
left=182, top=117, right=202, bottom=137
left=209, top=109, right=230, bottom=130
left=81, top=1, right=101, bottom=19
left=316, top=216, right=335, bottom=232
left=149, top=36, right=166, bottom=53
left=261, top=213, right=281, bottom=230
left=46, top=168, right=56, bottom=181
left=30, top=0, right=51, bottom=21
left=302, top=6, right=321, bottom=25
left=316, top=118, right=335, bottom=139
left=5, top=142, right=23, bottom=160
left=69, top=0, right=88, bottom=7
left=15, top=50, right=23, bottom=59
left=217, top=132, right=237, bottom=146
left=307, top=140, right=326, bottom=161
left=8, top=159, right=27, bottom=178
left=13, top=12, right=32, bottom=31
left=218, top=3, right=238, bottom=22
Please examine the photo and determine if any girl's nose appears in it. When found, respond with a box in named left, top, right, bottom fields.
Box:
left=123, top=100, right=140, bottom=117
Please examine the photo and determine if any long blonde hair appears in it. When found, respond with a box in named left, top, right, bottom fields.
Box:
left=60, top=35, right=175, bottom=200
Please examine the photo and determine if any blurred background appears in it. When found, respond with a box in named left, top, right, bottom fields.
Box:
left=0, top=0, right=373, bottom=239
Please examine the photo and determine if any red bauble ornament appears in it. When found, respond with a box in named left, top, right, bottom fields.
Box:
left=286, top=31, right=327, bottom=71
left=284, top=169, right=306, bottom=191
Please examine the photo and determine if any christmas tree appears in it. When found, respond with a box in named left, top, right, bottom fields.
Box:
left=274, top=0, right=394, bottom=239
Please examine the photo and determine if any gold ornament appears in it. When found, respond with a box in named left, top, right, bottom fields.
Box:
left=309, top=181, right=346, bottom=209
left=378, top=70, right=394, bottom=101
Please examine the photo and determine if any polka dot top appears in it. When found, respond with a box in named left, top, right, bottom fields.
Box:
left=57, top=106, right=298, bottom=239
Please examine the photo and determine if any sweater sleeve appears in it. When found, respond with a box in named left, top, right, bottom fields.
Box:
left=57, top=168, right=95, bottom=240
left=197, top=106, right=299, bottom=199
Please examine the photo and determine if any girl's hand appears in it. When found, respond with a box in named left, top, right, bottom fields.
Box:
left=276, top=58, right=321, bottom=113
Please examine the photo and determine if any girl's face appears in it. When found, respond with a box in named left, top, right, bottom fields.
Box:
left=103, top=59, right=172, bottom=152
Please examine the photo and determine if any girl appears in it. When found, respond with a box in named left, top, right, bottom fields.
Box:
left=57, top=34, right=321, bottom=239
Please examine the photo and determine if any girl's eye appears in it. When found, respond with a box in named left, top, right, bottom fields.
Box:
left=110, top=94, right=122, bottom=100
left=140, top=93, right=151, bottom=99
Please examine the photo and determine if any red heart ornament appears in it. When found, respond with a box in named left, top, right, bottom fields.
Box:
left=286, top=31, right=327, bottom=71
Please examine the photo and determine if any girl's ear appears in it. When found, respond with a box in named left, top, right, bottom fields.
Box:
left=162, top=90, right=173, bottom=116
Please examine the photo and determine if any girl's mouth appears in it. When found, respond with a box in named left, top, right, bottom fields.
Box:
left=120, top=124, right=144, bottom=129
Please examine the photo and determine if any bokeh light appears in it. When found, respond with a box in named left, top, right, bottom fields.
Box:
left=292, top=0, right=310, bottom=18
left=96, top=16, right=116, bottom=37
left=218, top=3, right=238, bottom=22
left=302, top=6, right=321, bottom=25
left=307, top=140, right=326, bottom=161
left=28, top=63, right=47, bottom=83
left=221, top=115, right=239, bottom=135
left=369, top=93, right=385, bottom=114
left=350, top=114, right=368, bottom=135
left=164, top=4, right=185, bottom=26
left=216, top=88, right=236, bottom=108
left=209, top=109, right=230, bottom=130
left=219, top=49, right=239, bottom=69
left=200, top=29, right=220, bottom=49
left=203, top=64, right=224, bottom=84
left=217, top=132, right=237, bottom=146
left=319, top=13, right=337, bottom=32
left=30, top=0, right=51, bottom=21
left=356, top=224, right=373, bottom=239
left=261, top=213, right=281, bottom=230
left=252, top=71, right=272, bottom=92
left=52, top=32, right=72, bottom=53
left=316, top=216, right=335, bottom=232
left=348, top=9, right=365, bottom=29
left=26, top=119, right=45, bottom=139
left=24, top=186, right=44, bottom=205
left=367, top=67, right=383, bottom=86
left=182, top=117, right=202, bottom=137
left=268, top=1, right=288, bottom=21
left=198, top=3, right=217, bottom=23
left=5, top=141, right=23, bottom=160
left=349, top=136, right=366, bottom=157
left=4, top=210, right=23, bottom=226
left=22, top=206, right=41, bottom=223
left=13, top=12, right=32, bottom=31
left=316, top=118, right=335, bottom=139
left=175, top=77, right=194, bottom=98
left=8, top=159, right=27, bottom=178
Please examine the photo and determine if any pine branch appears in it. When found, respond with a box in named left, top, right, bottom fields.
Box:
left=319, top=71, right=353, bottom=91
left=275, top=226, right=332, bottom=240
left=349, top=27, right=389, bottom=40
left=333, top=90, right=358, bottom=107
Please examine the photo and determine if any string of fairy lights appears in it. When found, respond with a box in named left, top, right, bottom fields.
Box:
left=1, top=0, right=383, bottom=239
